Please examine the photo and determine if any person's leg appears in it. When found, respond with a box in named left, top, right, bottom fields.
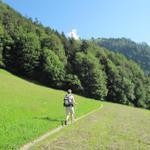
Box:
left=66, top=114, right=70, bottom=122
left=70, top=113, right=73, bottom=123
left=65, top=107, right=70, bottom=125
left=70, top=107, right=75, bottom=123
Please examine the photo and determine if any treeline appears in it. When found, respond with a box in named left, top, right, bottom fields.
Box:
left=0, top=1, right=150, bottom=109
left=94, top=38, right=150, bottom=75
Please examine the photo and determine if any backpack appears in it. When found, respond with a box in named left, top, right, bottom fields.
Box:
left=63, top=94, right=73, bottom=107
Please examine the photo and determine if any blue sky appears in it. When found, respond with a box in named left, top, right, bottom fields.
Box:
left=3, top=0, right=150, bottom=44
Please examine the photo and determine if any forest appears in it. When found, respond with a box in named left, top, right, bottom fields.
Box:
left=0, top=1, right=150, bottom=109
left=94, top=37, right=150, bottom=75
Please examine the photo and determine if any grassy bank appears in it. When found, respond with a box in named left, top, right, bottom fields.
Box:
left=0, top=69, right=100, bottom=149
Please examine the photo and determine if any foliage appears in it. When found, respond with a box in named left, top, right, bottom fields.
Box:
left=39, top=48, right=65, bottom=87
left=73, top=52, right=108, bottom=99
left=3, top=31, right=41, bottom=77
left=94, top=37, right=150, bottom=75
left=41, top=33, right=67, bottom=65
left=63, top=74, right=83, bottom=93
left=0, top=1, right=150, bottom=109
left=0, top=23, right=4, bottom=67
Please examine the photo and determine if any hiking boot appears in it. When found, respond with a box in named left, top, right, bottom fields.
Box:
left=64, top=120, right=68, bottom=125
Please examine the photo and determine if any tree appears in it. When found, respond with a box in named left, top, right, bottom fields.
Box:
left=17, top=32, right=41, bottom=76
left=3, top=31, right=14, bottom=71
left=145, top=77, right=150, bottom=109
left=0, top=24, right=4, bottom=67
left=133, top=78, right=146, bottom=108
left=41, top=33, right=67, bottom=65
left=3, top=31, right=41, bottom=76
left=63, top=74, right=83, bottom=93
left=39, top=48, right=65, bottom=88
left=80, top=40, right=89, bottom=53
left=74, top=52, right=108, bottom=99
left=105, top=59, right=135, bottom=105
left=95, top=37, right=150, bottom=75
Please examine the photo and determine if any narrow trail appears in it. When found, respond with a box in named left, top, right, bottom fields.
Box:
left=19, top=104, right=103, bottom=150
left=32, top=102, right=150, bottom=150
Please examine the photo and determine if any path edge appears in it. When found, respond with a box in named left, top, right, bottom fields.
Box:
left=19, top=103, right=103, bottom=150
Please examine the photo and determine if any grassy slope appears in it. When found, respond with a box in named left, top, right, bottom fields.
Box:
left=32, top=102, right=150, bottom=150
left=0, top=69, right=100, bottom=150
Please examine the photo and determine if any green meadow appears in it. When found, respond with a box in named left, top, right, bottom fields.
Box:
left=32, top=102, right=150, bottom=150
left=0, top=69, right=100, bottom=150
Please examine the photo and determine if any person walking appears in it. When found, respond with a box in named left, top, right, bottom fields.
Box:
left=63, top=89, right=75, bottom=125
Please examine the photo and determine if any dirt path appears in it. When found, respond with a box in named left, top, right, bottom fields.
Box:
left=19, top=104, right=103, bottom=150
left=31, top=102, right=150, bottom=150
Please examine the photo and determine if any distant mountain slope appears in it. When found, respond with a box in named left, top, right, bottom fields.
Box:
left=94, top=38, right=150, bottom=75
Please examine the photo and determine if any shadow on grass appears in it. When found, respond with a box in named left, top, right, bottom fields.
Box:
left=33, top=117, right=64, bottom=125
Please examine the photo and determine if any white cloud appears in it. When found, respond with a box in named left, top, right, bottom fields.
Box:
left=67, top=29, right=79, bottom=40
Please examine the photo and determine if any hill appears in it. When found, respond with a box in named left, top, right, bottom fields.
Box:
left=0, top=69, right=100, bottom=149
left=32, top=102, right=150, bottom=150
left=0, top=1, right=150, bottom=109
left=94, top=38, right=150, bottom=75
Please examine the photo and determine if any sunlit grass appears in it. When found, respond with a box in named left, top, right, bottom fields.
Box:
left=0, top=69, right=100, bottom=149
left=32, top=102, right=150, bottom=150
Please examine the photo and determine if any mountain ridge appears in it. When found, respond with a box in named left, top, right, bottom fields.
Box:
left=94, top=37, right=150, bottom=75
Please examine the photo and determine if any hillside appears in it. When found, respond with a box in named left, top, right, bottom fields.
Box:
left=0, top=1, right=150, bottom=109
left=94, top=38, right=150, bottom=75
left=32, top=102, right=150, bottom=150
left=0, top=69, right=100, bottom=149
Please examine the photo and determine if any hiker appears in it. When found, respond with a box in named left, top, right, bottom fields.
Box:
left=64, top=89, right=75, bottom=125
